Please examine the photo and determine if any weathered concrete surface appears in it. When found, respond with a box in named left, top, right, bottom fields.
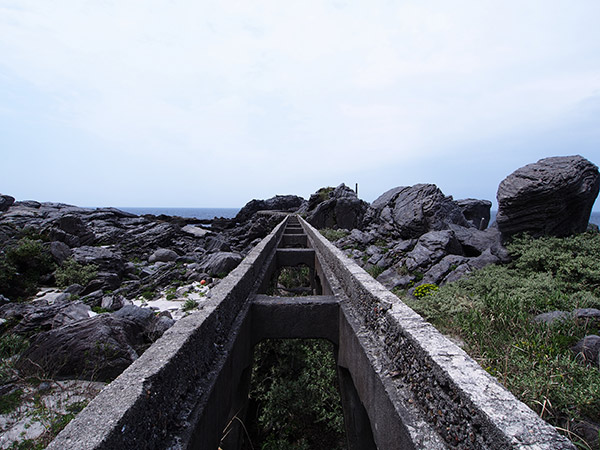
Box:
left=300, top=216, right=575, bottom=450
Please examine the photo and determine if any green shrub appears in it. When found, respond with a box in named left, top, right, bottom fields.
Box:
left=141, top=290, right=154, bottom=300
left=413, top=283, right=438, bottom=298
left=247, top=339, right=345, bottom=449
left=55, top=258, right=98, bottom=288
left=0, top=388, right=23, bottom=414
left=317, top=187, right=334, bottom=202
left=0, top=334, right=29, bottom=358
left=0, top=238, right=55, bottom=300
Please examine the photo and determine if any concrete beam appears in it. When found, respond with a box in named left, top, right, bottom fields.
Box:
left=280, top=233, right=308, bottom=248
left=251, top=294, right=339, bottom=344
left=276, top=248, right=315, bottom=267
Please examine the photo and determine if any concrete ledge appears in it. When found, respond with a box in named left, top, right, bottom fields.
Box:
left=251, top=294, right=339, bottom=344
left=299, top=217, right=575, bottom=450
left=47, top=219, right=288, bottom=450
left=276, top=248, right=315, bottom=267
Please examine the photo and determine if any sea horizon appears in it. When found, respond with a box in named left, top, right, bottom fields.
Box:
left=114, top=207, right=600, bottom=227
left=117, top=207, right=240, bottom=220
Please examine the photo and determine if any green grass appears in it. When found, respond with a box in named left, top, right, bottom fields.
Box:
left=319, top=228, right=350, bottom=242
left=404, top=231, right=600, bottom=448
left=182, top=299, right=198, bottom=311
left=0, top=388, right=23, bottom=414
left=366, top=264, right=385, bottom=279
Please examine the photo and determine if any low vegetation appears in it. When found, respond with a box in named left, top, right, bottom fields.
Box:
left=319, top=228, right=350, bottom=242
left=54, top=258, right=98, bottom=288
left=246, top=339, right=345, bottom=450
left=405, top=231, right=600, bottom=448
left=0, top=238, right=55, bottom=300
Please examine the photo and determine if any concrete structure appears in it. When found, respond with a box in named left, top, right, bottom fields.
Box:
left=48, top=216, right=574, bottom=449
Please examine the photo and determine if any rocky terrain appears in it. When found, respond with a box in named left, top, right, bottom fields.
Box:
left=0, top=154, right=598, bottom=447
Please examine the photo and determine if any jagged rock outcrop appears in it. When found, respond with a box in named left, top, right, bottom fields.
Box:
left=364, top=184, right=469, bottom=239
left=0, top=297, right=90, bottom=335
left=333, top=183, right=505, bottom=292
left=304, top=184, right=368, bottom=230
left=0, top=194, right=15, bottom=212
left=234, top=195, right=305, bottom=223
left=497, top=155, right=600, bottom=238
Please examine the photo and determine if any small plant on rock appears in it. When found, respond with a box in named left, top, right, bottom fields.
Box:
left=182, top=299, right=198, bottom=311
left=366, top=265, right=385, bottom=279
left=55, top=258, right=98, bottom=289
left=413, top=283, right=438, bottom=298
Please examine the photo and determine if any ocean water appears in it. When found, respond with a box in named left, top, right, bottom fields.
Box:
left=118, top=207, right=239, bottom=220
left=489, top=211, right=600, bottom=227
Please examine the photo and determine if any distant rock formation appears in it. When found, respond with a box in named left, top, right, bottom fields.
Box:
left=303, top=184, right=368, bottom=230
left=0, top=194, right=15, bottom=212
left=234, top=195, right=305, bottom=223
left=497, top=155, right=600, bottom=238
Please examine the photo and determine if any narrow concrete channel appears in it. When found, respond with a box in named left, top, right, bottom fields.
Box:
left=47, top=215, right=575, bottom=450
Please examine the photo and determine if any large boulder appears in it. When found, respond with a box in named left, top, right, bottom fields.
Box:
left=148, top=248, right=179, bottom=263
left=0, top=298, right=91, bottom=336
left=200, top=252, right=243, bottom=277
left=17, top=314, right=146, bottom=381
left=497, top=155, right=600, bottom=238
left=72, top=246, right=125, bottom=275
left=234, top=195, right=305, bottom=223
left=365, top=184, right=469, bottom=239
left=305, top=184, right=368, bottom=230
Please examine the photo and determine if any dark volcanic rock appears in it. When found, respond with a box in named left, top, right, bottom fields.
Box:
left=404, top=230, right=463, bottom=272
left=305, top=184, right=368, bottom=230
left=0, top=298, right=92, bottom=335
left=17, top=314, right=145, bottom=381
left=456, top=198, right=492, bottom=230
left=200, top=252, right=243, bottom=277
left=497, top=155, right=600, bottom=238
left=234, top=195, right=305, bottom=222
left=571, top=335, right=600, bottom=367
left=0, top=195, right=15, bottom=212
left=148, top=248, right=179, bottom=263
left=72, top=246, right=125, bottom=275
left=365, top=184, right=469, bottom=239
left=49, top=241, right=72, bottom=264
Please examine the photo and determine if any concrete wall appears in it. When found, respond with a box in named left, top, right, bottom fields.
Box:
left=300, top=216, right=575, bottom=450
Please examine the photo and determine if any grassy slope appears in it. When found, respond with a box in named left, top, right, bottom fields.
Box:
left=405, top=231, right=600, bottom=449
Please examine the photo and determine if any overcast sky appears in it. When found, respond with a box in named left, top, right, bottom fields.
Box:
left=1, top=1, right=599, bottom=210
